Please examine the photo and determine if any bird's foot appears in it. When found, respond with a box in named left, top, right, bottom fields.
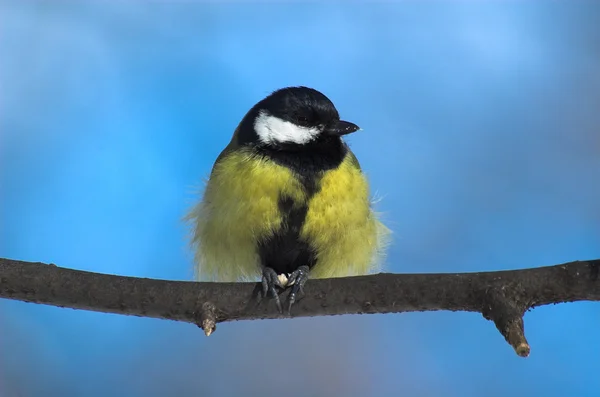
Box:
left=285, top=265, right=310, bottom=315
left=260, top=267, right=284, bottom=313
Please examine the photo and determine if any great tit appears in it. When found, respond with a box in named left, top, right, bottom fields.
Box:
left=186, top=86, right=390, bottom=313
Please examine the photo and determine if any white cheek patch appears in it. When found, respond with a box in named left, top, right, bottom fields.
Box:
left=254, top=110, right=320, bottom=145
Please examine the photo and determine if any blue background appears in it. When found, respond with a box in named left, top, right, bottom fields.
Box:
left=1, top=1, right=600, bottom=396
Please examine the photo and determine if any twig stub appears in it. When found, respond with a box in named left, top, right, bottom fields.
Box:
left=198, top=301, right=217, bottom=336
left=481, top=289, right=529, bottom=357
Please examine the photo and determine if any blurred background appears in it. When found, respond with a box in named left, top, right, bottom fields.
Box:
left=1, top=1, right=600, bottom=396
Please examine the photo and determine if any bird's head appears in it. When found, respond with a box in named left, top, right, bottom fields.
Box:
left=237, top=86, right=360, bottom=150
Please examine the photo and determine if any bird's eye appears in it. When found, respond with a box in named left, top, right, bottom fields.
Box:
left=297, top=116, right=309, bottom=124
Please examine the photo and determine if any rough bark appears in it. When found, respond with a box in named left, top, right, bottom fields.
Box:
left=1, top=257, right=599, bottom=357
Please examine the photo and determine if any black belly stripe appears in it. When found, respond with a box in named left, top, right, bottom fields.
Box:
left=255, top=137, right=347, bottom=274
left=257, top=193, right=316, bottom=274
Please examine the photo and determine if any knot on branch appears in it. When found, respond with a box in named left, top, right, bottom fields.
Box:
left=481, top=290, right=530, bottom=357
left=196, top=301, right=217, bottom=336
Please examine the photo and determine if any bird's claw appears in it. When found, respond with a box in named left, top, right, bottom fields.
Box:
left=285, top=265, right=309, bottom=315
left=260, top=267, right=284, bottom=313
left=259, top=266, right=310, bottom=315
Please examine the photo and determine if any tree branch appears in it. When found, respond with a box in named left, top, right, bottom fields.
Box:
left=1, top=257, right=599, bottom=356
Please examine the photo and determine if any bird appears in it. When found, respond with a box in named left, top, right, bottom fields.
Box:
left=186, top=86, right=390, bottom=314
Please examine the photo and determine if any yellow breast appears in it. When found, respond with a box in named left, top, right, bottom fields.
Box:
left=187, top=148, right=389, bottom=281
left=301, top=156, right=388, bottom=278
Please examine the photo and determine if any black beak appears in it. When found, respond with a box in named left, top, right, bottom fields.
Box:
left=325, top=120, right=360, bottom=136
